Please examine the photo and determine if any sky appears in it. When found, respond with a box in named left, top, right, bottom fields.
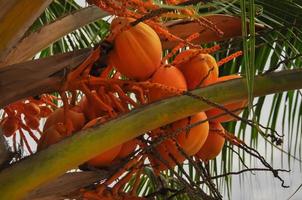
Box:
left=75, top=0, right=86, bottom=7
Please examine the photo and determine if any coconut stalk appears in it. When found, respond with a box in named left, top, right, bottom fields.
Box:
left=0, top=69, right=301, bottom=199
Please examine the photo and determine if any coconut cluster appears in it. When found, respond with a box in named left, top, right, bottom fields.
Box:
left=107, top=17, right=246, bottom=169
left=37, top=17, right=246, bottom=170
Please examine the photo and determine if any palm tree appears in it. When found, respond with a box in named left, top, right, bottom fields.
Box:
left=0, top=0, right=301, bottom=199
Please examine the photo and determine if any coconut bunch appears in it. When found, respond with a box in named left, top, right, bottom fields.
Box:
left=103, top=17, right=246, bottom=170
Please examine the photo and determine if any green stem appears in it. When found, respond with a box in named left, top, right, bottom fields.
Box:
left=0, top=69, right=302, bottom=199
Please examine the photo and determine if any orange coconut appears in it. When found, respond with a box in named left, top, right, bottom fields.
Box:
left=174, top=49, right=219, bottom=90
left=196, top=122, right=225, bottom=161
left=43, top=107, right=85, bottom=132
left=37, top=123, right=67, bottom=151
left=115, top=139, right=138, bottom=160
left=23, top=102, right=40, bottom=116
left=172, top=112, right=209, bottom=156
left=149, top=65, right=187, bottom=102
left=151, top=112, right=209, bottom=172
left=108, top=17, right=162, bottom=81
left=83, top=117, right=122, bottom=167
left=1, top=117, right=18, bottom=137
left=205, top=75, right=247, bottom=122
